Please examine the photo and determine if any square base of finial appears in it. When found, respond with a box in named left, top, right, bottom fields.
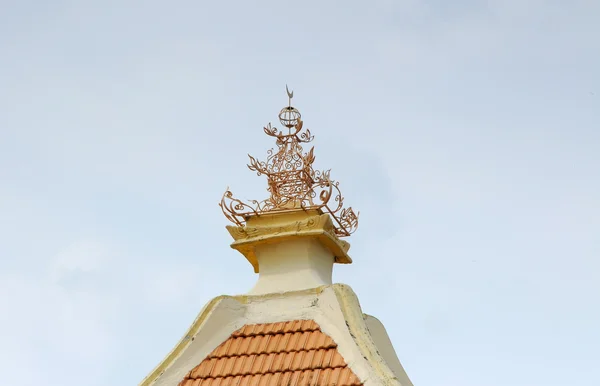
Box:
left=225, top=210, right=352, bottom=273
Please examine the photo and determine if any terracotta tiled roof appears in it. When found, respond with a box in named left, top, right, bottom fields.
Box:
left=179, top=319, right=363, bottom=386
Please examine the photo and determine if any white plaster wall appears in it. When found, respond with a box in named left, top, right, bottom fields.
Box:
left=249, top=238, right=334, bottom=295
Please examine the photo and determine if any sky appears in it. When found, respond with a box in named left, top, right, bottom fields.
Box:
left=0, top=0, right=599, bottom=385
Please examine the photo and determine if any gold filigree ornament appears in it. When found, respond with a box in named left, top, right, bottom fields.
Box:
left=219, top=86, right=359, bottom=237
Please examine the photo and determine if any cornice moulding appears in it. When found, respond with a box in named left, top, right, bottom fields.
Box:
left=226, top=212, right=352, bottom=273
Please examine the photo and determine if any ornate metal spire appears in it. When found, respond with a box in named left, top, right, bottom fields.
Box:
left=219, top=87, right=359, bottom=237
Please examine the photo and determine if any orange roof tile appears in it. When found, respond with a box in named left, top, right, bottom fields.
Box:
left=179, top=320, right=363, bottom=386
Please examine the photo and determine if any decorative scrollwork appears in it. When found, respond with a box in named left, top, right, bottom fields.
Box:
left=219, top=89, right=359, bottom=237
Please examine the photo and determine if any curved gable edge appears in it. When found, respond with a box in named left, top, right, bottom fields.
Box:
left=363, top=314, right=414, bottom=386
left=332, top=284, right=410, bottom=386
left=138, top=295, right=245, bottom=386
left=139, top=285, right=414, bottom=386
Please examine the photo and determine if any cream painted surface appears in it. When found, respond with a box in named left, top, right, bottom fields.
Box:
left=140, top=284, right=412, bottom=386
left=248, top=238, right=334, bottom=295
left=139, top=296, right=246, bottom=386
left=331, top=285, right=411, bottom=386
left=364, top=315, right=414, bottom=386
left=226, top=211, right=353, bottom=273
left=245, top=210, right=320, bottom=227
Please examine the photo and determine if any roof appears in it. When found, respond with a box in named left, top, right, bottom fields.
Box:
left=178, top=319, right=363, bottom=386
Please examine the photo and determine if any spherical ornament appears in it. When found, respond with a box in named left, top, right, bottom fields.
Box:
left=278, top=106, right=301, bottom=128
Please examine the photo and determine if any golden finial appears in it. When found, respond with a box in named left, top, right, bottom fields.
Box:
left=219, top=87, right=359, bottom=237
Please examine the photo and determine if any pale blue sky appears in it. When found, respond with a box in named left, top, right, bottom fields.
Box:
left=1, top=1, right=599, bottom=385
